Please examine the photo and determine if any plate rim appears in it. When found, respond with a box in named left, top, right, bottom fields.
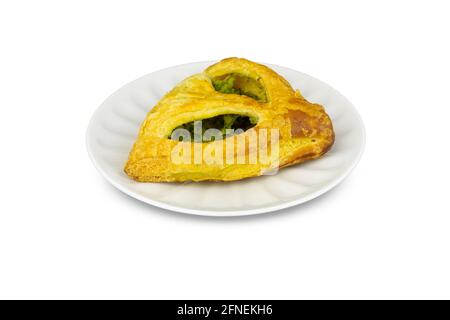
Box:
left=86, top=61, right=366, bottom=217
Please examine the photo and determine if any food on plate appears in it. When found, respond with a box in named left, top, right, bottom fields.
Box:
left=124, top=58, right=334, bottom=182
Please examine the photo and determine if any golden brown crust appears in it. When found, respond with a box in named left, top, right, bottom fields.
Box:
left=124, top=58, right=335, bottom=182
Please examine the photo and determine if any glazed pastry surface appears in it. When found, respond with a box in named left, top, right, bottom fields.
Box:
left=124, top=58, right=334, bottom=182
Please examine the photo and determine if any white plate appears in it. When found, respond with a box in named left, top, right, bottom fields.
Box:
left=86, top=61, right=365, bottom=217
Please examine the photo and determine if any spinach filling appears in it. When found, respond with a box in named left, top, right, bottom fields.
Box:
left=170, top=114, right=257, bottom=142
left=212, top=74, right=267, bottom=102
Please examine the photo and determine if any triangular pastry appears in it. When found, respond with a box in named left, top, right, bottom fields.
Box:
left=125, top=58, right=334, bottom=182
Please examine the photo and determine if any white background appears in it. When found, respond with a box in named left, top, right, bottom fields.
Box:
left=1, top=0, right=449, bottom=299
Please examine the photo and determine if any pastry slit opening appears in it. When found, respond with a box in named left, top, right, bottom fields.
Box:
left=211, top=73, right=267, bottom=102
left=169, top=114, right=257, bottom=143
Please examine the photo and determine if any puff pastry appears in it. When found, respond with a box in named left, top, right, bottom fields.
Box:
left=124, top=58, right=334, bottom=182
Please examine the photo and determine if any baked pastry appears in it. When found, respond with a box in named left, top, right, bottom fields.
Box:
left=124, top=58, right=334, bottom=182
